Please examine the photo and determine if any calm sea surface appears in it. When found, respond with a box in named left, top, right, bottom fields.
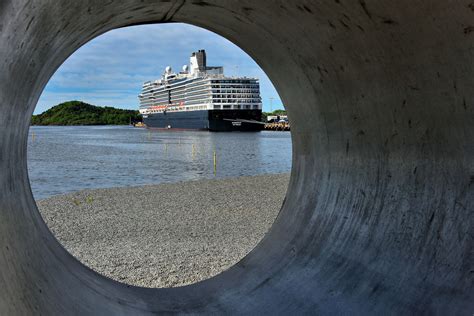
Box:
left=27, top=126, right=292, bottom=200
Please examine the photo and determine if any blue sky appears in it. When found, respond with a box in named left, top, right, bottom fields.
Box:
left=35, top=23, right=283, bottom=114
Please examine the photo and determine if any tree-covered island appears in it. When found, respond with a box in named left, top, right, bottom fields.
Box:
left=31, top=101, right=142, bottom=125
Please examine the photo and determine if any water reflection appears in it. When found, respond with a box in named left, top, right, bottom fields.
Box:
left=27, top=126, right=292, bottom=199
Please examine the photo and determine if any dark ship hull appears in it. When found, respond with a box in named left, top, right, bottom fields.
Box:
left=143, top=109, right=264, bottom=132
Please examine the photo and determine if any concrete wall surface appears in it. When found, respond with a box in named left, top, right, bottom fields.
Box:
left=0, top=1, right=472, bottom=314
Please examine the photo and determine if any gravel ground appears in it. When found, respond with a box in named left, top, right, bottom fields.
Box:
left=37, top=173, right=289, bottom=288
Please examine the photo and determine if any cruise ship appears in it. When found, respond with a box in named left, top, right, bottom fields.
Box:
left=138, top=50, right=264, bottom=131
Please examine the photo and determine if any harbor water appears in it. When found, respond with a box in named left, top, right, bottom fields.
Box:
left=27, top=126, right=292, bottom=200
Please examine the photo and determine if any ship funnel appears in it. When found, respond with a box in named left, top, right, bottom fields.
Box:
left=189, top=50, right=206, bottom=75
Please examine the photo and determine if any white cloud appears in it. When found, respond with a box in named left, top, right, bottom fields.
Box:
left=35, top=23, right=283, bottom=114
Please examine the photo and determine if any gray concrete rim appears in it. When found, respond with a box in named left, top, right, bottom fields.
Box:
left=0, top=1, right=473, bottom=314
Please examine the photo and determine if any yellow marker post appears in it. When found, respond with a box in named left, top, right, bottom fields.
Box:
left=31, top=132, right=35, bottom=142
left=192, top=144, right=195, bottom=159
left=213, top=149, right=217, bottom=175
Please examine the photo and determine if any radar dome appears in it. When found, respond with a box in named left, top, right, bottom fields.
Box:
left=182, top=65, right=189, bottom=72
left=165, top=66, right=172, bottom=73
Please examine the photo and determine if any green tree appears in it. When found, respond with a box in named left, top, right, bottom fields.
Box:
left=31, top=101, right=142, bottom=126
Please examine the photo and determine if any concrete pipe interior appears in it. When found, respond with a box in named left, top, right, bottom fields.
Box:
left=0, top=1, right=472, bottom=314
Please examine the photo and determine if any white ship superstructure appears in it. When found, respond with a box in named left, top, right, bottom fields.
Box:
left=139, top=50, right=262, bottom=115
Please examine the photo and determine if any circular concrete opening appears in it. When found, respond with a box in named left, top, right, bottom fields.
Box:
left=1, top=1, right=472, bottom=314
left=28, top=23, right=292, bottom=289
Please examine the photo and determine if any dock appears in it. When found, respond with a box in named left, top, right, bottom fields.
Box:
left=264, top=122, right=290, bottom=131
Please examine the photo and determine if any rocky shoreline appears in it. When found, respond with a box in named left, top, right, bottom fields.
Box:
left=37, top=173, right=289, bottom=288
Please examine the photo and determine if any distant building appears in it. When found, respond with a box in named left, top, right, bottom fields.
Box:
left=267, top=115, right=288, bottom=123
